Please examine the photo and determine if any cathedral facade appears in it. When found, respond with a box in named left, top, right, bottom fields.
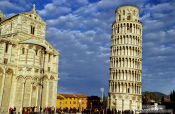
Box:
left=0, top=6, right=59, bottom=113
left=108, top=6, right=142, bottom=111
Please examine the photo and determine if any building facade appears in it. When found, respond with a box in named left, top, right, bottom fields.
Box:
left=0, top=6, right=59, bottom=113
left=108, top=6, right=142, bottom=111
left=57, top=94, right=88, bottom=111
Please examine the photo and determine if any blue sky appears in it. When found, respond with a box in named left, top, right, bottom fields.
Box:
left=1, top=0, right=175, bottom=96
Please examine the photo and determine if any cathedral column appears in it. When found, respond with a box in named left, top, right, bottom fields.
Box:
left=29, top=83, right=33, bottom=106
left=53, top=80, right=57, bottom=107
left=0, top=72, right=5, bottom=107
left=21, top=80, right=26, bottom=112
left=36, top=84, right=41, bottom=112
left=9, top=76, right=17, bottom=107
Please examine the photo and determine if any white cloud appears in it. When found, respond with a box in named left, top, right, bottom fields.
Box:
left=3, top=0, right=175, bottom=95
left=38, top=3, right=71, bottom=17
left=0, top=0, right=24, bottom=11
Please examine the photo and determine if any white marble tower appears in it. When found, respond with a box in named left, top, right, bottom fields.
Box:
left=108, top=6, right=142, bottom=111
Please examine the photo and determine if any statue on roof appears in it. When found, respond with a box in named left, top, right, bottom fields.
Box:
left=32, top=4, right=36, bottom=13
left=0, top=10, right=5, bottom=22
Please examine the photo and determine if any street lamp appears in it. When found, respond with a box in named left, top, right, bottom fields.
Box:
left=100, top=88, right=104, bottom=102
left=100, top=88, right=105, bottom=113
left=90, top=102, right=92, bottom=114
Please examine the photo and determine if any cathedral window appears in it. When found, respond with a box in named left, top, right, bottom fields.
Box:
left=117, top=27, right=119, bottom=33
left=4, top=58, right=8, bottom=64
left=31, top=26, right=35, bottom=35
left=35, top=50, right=38, bottom=55
left=5, top=43, right=8, bottom=53
left=48, top=67, right=50, bottom=72
left=22, top=48, right=25, bottom=54
left=48, top=54, right=51, bottom=62
left=11, top=23, right=12, bottom=31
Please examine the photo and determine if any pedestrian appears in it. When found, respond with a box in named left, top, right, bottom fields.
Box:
left=13, top=107, right=16, bottom=114
left=9, top=107, right=13, bottom=114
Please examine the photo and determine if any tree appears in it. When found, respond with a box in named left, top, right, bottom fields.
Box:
left=142, top=92, right=161, bottom=105
left=170, top=90, right=175, bottom=102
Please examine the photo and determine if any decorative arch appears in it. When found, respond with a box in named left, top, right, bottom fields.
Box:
left=43, top=75, right=48, bottom=81
left=6, top=68, right=13, bottom=75
left=0, top=66, right=4, bottom=73
left=16, top=75, right=25, bottom=80
left=23, top=76, right=32, bottom=107
left=50, top=75, right=55, bottom=80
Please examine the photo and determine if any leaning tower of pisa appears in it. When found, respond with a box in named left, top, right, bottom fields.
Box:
left=108, top=6, right=142, bottom=111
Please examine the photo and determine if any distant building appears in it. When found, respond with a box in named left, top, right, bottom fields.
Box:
left=108, top=5, right=142, bottom=111
left=0, top=5, right=59, bottom=113
left=57, top=94, right=88, bottom=111
left=162, top=96, right=170, bottom=103
left=87, top=96, right=101, bottom=109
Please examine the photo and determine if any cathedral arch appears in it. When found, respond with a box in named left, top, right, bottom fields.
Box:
left=23, top=76, right=32, bottom=107
left=50, top=75, right=55, bottom=80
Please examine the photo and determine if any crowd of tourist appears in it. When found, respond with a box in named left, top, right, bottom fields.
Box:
left=8, top=107, right=56, bottom=114
left=8, top=107, right=135, bottom=114
left=55, top=108, right=135, bottom=114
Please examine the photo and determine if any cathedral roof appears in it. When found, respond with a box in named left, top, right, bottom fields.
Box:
left=0, top=4, right=45, bottom=24
left=20, top=39, right=46, bottom=48
left=20, top=39, right=59, bottom=55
